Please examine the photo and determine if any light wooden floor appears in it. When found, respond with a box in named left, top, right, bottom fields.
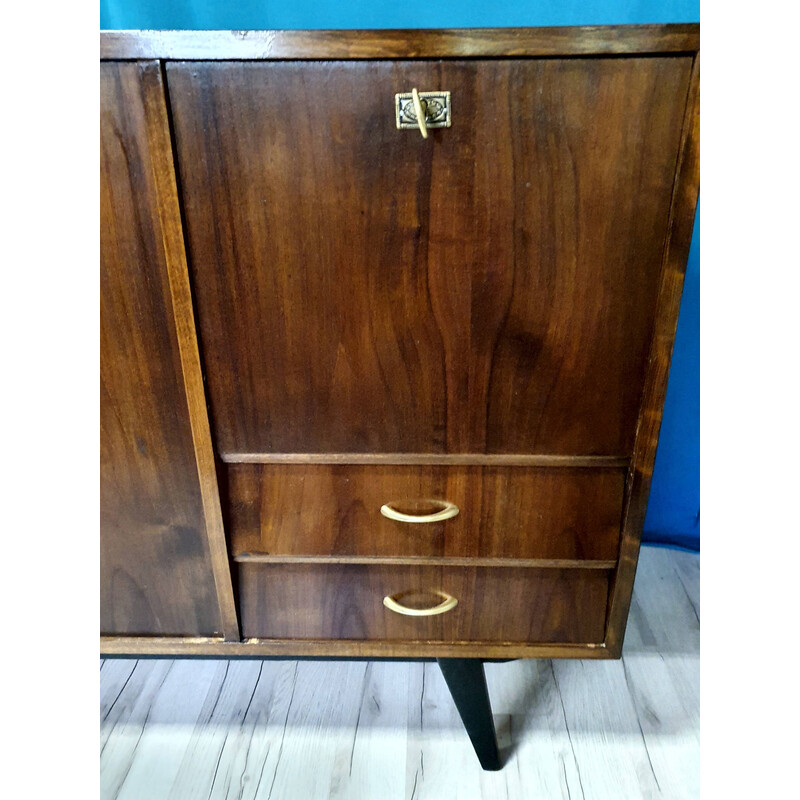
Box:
left=100, top=545, right=699, bottom=799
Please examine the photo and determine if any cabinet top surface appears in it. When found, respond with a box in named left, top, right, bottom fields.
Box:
left=100, top=24, right=699, bottom=61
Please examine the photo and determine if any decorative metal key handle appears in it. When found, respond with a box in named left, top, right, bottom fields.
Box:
left=411, top=88, right=428, bottom=138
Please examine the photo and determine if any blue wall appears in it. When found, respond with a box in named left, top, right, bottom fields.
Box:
left=101, top=2, right=699, bottom=29
left=101, top=2, right=700, bottom=549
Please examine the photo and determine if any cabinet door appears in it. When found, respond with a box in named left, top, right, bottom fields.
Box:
left=101, top=62, right=225, bottom=636
left=168, top=58, right=691, bottom=457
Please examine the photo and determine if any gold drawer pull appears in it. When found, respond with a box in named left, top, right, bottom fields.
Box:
left=380, top=500, right=459, bottom=523
left=383, top=591, right=458, bottom=617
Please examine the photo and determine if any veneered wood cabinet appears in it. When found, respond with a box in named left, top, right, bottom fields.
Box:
left=100, top=26, right=699, bottom=663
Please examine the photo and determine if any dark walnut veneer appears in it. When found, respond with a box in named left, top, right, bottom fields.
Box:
left=100, top=26, right=700, bottom=665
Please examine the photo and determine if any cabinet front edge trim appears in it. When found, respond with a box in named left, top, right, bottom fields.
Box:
left=221, top=453, right=630, bottom=468
left=100, top=636, right=613, bottom=659
left=101, top=25, right=699, bottom=61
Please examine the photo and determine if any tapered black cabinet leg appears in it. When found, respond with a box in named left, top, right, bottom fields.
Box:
left=437, top=658, right=502, bottom=771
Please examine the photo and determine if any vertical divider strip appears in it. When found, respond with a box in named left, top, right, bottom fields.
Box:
left=138, top=59, right=240, bottom=642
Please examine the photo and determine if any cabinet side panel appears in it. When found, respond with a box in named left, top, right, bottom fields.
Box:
left=100, top=61, right=221, bottom=636
left=605, top=56, right=700, bottom=655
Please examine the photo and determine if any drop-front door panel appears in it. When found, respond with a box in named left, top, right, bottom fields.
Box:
left=167, top=57, right=692, bottom=457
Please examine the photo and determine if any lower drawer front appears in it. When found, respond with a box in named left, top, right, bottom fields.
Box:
left=239, top=564, right=610, bottom=643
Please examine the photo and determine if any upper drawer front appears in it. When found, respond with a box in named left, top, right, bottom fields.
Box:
left=167, top=58, right=692, bottom=458
left=228, top=464, right=625, bottom=562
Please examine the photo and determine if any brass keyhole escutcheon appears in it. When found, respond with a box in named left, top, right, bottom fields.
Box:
left=395, top=89, right=452, bottom=137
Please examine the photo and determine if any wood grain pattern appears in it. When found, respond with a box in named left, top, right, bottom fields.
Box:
left=605, top=55, right=700, bottom=656
left=100, top=61, right=221, bottom=636
left=238, top=563, right=610, bottom=643
left=168, top=57, right=691, bottom=457
left=101, top=25, right=700, bottom=61
left=136, top=62, right=239, bottom=642
left=226, top=464, right=625, bottom=562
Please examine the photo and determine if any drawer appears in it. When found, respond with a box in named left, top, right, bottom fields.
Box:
left=238, top=563, right=610, bottom=643
left=227, top=464, right=625, bottom=563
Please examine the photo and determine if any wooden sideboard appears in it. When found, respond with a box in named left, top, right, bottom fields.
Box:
left=100, top=25, right=699, bottom=768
